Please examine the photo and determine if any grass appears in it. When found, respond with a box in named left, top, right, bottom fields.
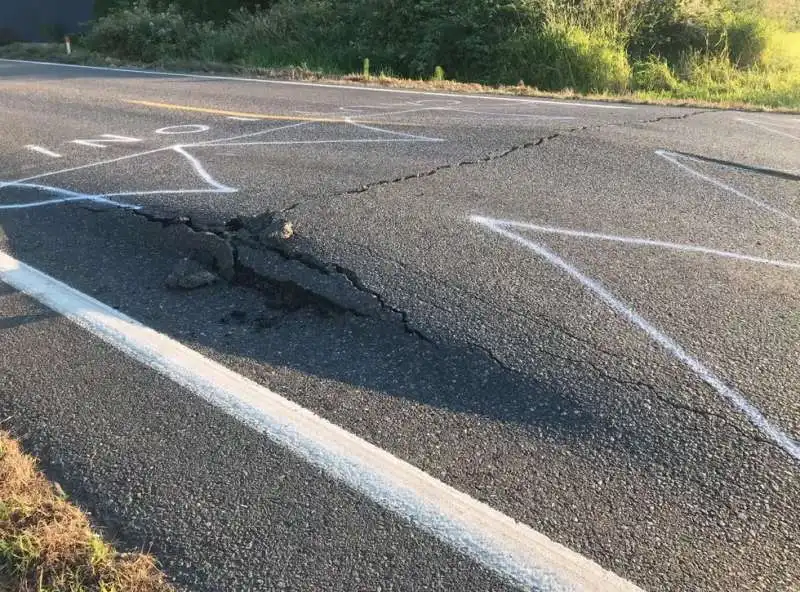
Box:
left=0, top=431, right=172, bottom=592
left=1, top=42, right=798, bottom=113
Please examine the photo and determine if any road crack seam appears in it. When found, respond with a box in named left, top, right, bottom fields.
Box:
left=282, top=109, right=712, bottom=212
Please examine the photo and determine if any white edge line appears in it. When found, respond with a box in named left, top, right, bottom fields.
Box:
left=472, top=215, right=800, bottom=465
left=0, top=58, right=633, bottom=110
left=655, top=150, right=800, bottom=226
left=489, top=219, right=800, bottom=270
left=0, top=250, right=643, bottom=592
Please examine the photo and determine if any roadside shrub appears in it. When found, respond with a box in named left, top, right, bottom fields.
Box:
left=627, top=0, right=707, bottom=63
left=707, top=11, right=772, bottom=67
left=198, top=2, right=349, bottom=70
left=342, top=0, right=538, bottom=81
left=95, top=0, right=278, bottom=22
left=632, top=57, right=680, bottom=90
left=504, top=22, right=631, bottom=92
left=85, top=2, right=206, bottom=62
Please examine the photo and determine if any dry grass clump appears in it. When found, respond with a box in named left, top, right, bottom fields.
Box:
left=0, top=431, right=173, bottom=592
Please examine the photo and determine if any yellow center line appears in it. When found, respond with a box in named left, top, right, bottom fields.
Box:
left=122, top=99, right=412, bottom=126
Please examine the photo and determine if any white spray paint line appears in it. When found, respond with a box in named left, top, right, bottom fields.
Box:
left=472, top=215, right=800, bottom=465
left=0, top=58, right=632, bottom=109
left=356, top=106, right=577, bottom=121
left=4, top=122, right=309, bottom=188
left=74, top=146, right=235, bottom=199
left=0, top=146, right=172, bottom=190
left=25, top=145, right=62, bottom=158
left=667, top=152, right=800, bottom=180
left=344, top=100, right=464, bottom=109
left=227, top=116, right=260, bottom=121
left=156, top=124, right=210, bottom=135
left=195, top=121, right=310, bottom=146
left=487, top=219, right=800, bottom=270
left=209, top=138, right=443, bottom=148
left=97, top=145, right=236, bottom=199
left=345, top=118, right=445, bottom=141
left=0, top=250, right=643, bottom=592
left=3, top=118, right=436, bottom=210
left=0, top=195, right=139, bottom=210
left=1, top=122, right=308, bottom=199
left=736, top=118, right=800, bottom=141
left=72, top=134, right=143, bottom=149
left=0, top=182, right=138, bottom=210
left=170, top=146, right=236, bottom=193
left=432, top=108, right=576, bottom=120
left=656, top=150, right=800, bottom=226
left=0, top=145, right=234, bottom=209
left=346, top=107, right=441, bottom=119
left=1, top=119, right=418, bottom=210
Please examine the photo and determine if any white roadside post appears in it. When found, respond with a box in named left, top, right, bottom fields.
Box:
left=65, top=36, right=71, bottom=55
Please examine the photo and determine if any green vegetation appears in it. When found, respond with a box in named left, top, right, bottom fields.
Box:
left=10, top=0, right=800, bottom=108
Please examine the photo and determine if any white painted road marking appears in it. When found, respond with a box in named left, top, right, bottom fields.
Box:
left=486, top=220, right=800, bottom=271
left=0, top=145, right=235, bottom=210
left=0, top=58, right=633, bottom=110
left=156, top=124, right=211, bottom=135
left=1, top=119, right=440, bottom=210
left=737, top=118, right=800, bottom=141
left=0, top=250, right=642, bottom=592
left=25, top=145, right=62, bottom=158
left=656, top=150, right=800, bottom=226
left=72, top=134, right=142, bottom=149
left=473, top=216, right=800, bottom=465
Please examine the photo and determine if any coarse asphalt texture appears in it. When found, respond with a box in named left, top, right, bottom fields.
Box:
left=1, top=59, right=799, bottom=591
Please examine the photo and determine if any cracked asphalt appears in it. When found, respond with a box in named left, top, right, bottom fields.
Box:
left=1, top=59, right=799, bottom=591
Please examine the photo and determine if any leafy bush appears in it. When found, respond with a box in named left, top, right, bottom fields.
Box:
left=632, top=57, right=680, bottom=90
left=503, top=21, right=631, bottom=92
left=95, top=0, right=277, bottom=22
left=199, top=2, right=350, bottom=70
left=85, top=2, right=207, bottom=62
left=627, top=0, right=706, bottom=63
left=706, top=11, right=772, bottom=67
left=323, top=0, right=544, bottom=81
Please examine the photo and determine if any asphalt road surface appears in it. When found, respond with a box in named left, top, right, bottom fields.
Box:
left=1, top=59, right=799, bottom=591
